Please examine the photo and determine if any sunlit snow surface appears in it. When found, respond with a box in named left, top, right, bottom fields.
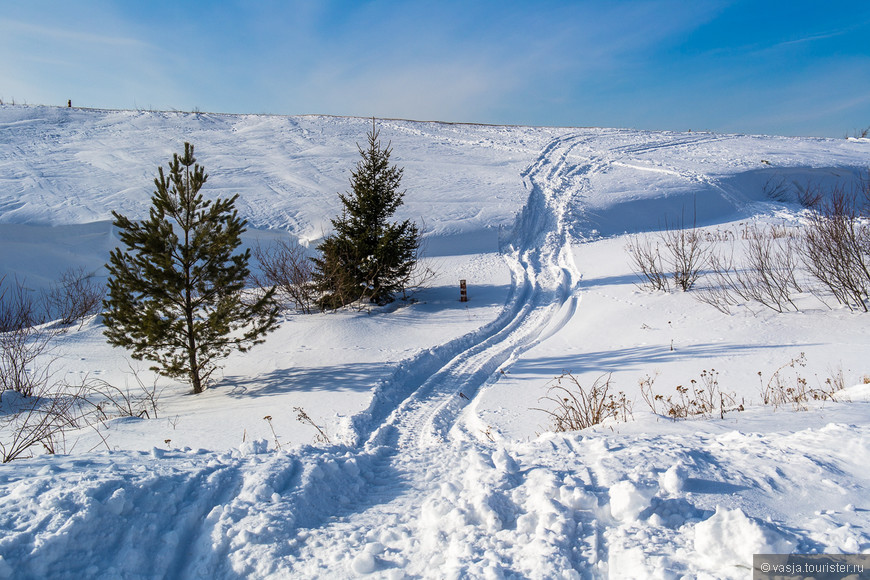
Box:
left=1, top=105, right=869, bottom=579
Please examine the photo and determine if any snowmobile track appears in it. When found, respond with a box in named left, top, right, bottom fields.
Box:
left=253, top=131, right=607, bottom=577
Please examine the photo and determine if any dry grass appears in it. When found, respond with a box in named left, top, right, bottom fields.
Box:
left=536, top=372, right=632, bottom=432
left=640, top=369, right=742, bottom=420
left=758, top=353, right=840, bottom=411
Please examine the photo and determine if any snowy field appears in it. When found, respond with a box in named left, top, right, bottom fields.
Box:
left=1, top=105, right=869, bottom=579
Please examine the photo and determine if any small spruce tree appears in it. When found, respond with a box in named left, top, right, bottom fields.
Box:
left=313, top=120, right=420, bottom=309
left=103, top=143, right=279, bottom=393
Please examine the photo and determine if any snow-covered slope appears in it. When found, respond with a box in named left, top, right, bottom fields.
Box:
left=0, top=105, right=868, bottom=579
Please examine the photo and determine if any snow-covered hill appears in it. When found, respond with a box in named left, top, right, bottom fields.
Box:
left=1, top=105, right=869, bottom=579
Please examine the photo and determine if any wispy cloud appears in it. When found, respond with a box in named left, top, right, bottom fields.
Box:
left=0, top=18, right=147, bottom=49
left=772, top=29, right=848, bottom=48
left=261, top=0, right=728, bottom=123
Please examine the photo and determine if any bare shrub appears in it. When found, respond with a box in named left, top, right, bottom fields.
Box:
left=535, top=372, right=632, bottom=432
left=626, top=213, right=710, bottom=293
left=0, top=380, right=92, bottom=462
left=662, top=216, right=710, bottom=292
left=1, top=275, right=161, bottom=460
left=762, top=177, right=792, bottom=203
left=694, top=249, right=742, bottom=314
left=83, top=367, right=162, bottom=420
left=692, top=370, right=742, bottom=419
left=0, top=277, right=59, bottom=397
left=734, top=226, right=800, bottom=312
left=695, top=175, right=870, bottom=314
left=0, top=277, right=94, bottom=461
left=824, top=364, right=846, bottom=396
left=697, top=224, right=811, bottom=313
left=758, top=353, right=838, bottom=411
left=626, top=235, right=670, bottom=291
left=0, top=325, right=56, bottom=398
left=795, top=181, right=824, bottom=209
left=742, top=229, right=803, bottom=311
left=251, top=239, right=315, bottom=314
left=702, top=227, right=736, bottom=243
left=44, top=267, right=105, bottom=327
left=801, top=189, right=870, bottom=312
left=0, top=275, right=42, bottom=332
left=398, top=237, right=437, bottom=302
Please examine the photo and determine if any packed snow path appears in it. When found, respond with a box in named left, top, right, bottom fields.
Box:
left=277, top=133, right=593, bottom=577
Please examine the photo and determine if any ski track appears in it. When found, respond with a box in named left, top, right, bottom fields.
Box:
left=3, top=127, right=865, bottom=578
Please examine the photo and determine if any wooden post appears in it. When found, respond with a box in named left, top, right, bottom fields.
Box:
left=459, top=279, right=468, bottom=302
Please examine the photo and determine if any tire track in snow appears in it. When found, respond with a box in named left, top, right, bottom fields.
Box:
left=363, top=131, right=597, bottom=449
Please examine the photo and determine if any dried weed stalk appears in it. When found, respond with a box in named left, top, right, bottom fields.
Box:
left=536, top=372, right=632, bottom=432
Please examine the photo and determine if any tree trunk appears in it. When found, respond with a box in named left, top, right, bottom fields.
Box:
left=186, top=308, right=202, bottom=393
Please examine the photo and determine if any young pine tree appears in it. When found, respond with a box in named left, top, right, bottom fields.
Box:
left=313, top=120, right=420, bottom=309
left=103, top=143, right=279, bottom=393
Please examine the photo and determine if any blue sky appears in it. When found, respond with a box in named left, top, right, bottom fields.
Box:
left=2, top=0, right=869, bottom=136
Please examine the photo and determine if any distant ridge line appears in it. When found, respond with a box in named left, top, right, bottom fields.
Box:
left=0, top=102, right=596, bottom=131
